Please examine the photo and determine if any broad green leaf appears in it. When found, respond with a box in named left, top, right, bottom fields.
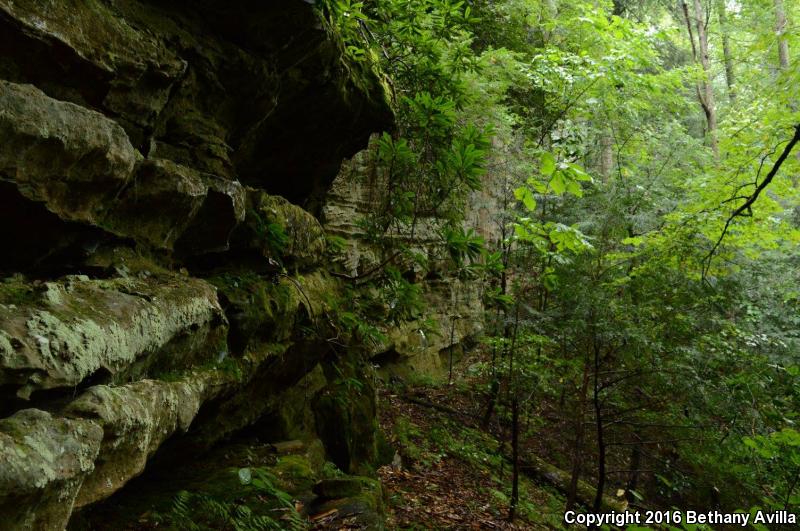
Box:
left=549, top=172, right=567, bottom=195
left=514, top=186, right=537, bottom=211
left=540, top=152, right=556, bottom=176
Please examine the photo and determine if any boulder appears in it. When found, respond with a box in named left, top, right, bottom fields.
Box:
left=236, top=189, right=327, bottom=269
left=103, top=159, right=207, bottom=250
left=106, top=159, right=246, bottom=253
left=308, top=476, right=385, bottom=530
left=175, top=175, right=247, bottom=255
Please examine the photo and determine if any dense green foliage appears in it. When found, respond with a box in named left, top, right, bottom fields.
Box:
left=321, top=0, right=800, bottom=521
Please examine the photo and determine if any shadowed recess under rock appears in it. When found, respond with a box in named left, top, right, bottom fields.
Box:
left=0, top=0, right=392, bottom=207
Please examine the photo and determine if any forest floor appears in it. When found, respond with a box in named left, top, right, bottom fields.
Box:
left=376, top=363, right=568, bottom=530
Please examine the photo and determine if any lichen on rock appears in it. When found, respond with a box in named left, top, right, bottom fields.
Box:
left=0, top=409, right=103, bottom=531
left=0, top=274, right=224, bottom=398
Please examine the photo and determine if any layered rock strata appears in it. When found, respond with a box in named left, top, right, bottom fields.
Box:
left=0, top=1, right=395, bottom=528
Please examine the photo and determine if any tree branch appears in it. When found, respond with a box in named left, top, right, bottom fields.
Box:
left=703, top=124, right=800, bottom=277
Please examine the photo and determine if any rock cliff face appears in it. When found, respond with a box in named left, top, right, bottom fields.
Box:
left=322, top=136, right=498, bottom=376
left=0, top=1, right=484, bottom=529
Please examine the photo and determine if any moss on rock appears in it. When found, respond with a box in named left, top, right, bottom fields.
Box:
left=312, top=476, right=380, bottom=499
left=236, top=189, right=327, bottom=271
left=307, top=476, right=385, bottom=530
left=273, top=454, right=317, bottom=493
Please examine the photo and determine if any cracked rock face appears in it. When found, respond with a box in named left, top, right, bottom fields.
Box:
left=322, top=136, right=492, bottom=375
left=0, top=0, right=392, bottom=269
left=0, top=0, right=186, bottom=134
left=0, top=81, right=247, bottom=256
left=0, top=0, right=392, bottom=203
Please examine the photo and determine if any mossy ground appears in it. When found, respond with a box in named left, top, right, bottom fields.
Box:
left=67, top=440, right=335, bottom=530
left=66, top=433, right=386, bottom=531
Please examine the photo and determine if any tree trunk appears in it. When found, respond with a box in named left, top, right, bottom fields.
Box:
left=565, top=349, right=591, bottom=511
left=481, top=243, right=507, bottom=429
left=481, top=378, right=500, bottom=429
left=509, top=397, right=520, bottom=521
left=625, top=442, right=642, bottom=503
left=772, top=0, right=798, bottom=152
left=682, top=0, right=718, bottom=156
left=592, top=337, right=606, bottom=512
left=448, top=316, right=456, bottom=384
left=717, top=0, right=736, bottom=100
left=599, top=128, right=614, bottom=182
left=775, top=0, right=790, bottom=70
left=693, top=0, right=718, bottom=155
